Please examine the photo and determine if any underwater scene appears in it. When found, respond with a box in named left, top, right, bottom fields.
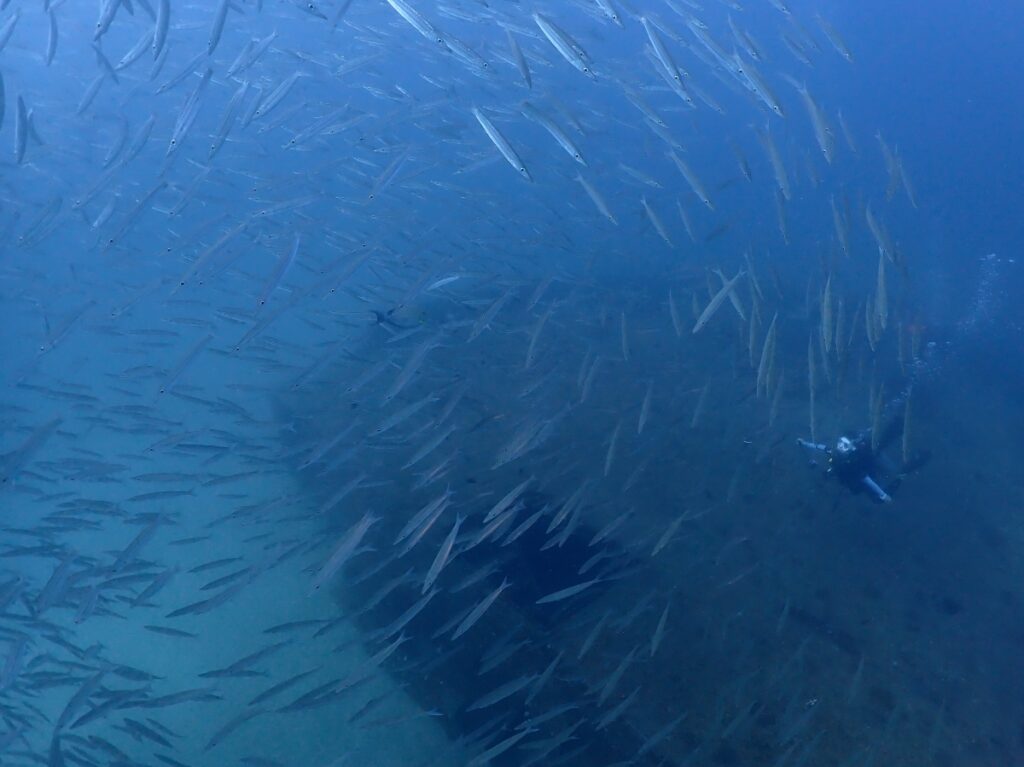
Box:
left=2, top=0, right=1023, bottom=765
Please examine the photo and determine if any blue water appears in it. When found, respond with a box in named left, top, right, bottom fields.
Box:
left=1, top=1, right=1021, bottom=765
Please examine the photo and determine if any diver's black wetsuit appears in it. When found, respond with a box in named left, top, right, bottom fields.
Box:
left=829, top=434, right=876, bottom=490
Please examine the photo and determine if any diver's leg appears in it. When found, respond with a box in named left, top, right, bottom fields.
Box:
left=797, top=439, right=828, bottom=452
left=861, top=475, right=892, bottom=503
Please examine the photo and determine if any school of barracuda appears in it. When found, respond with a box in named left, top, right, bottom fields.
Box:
left=0, top=0, right=959, bottom=765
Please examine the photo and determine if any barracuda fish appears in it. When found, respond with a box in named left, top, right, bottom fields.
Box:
left=228, top=31, right=278, bottom=77
left=403, top=424, right=456, bottom=470
left=757, top=128, right=792, bottom=200
left=728, top=16, right=763, bottom=61
left=536, top=576, right=603, bottom=605
left=466, top=673, right=537, bottom=711
left=594, top=0, right=623, bottom=28
left=1, top=416, right=62, bottom=485
left=466, top=726, right=536, bottom=767
left=619, top=162, right=662, bottom=188
left=668, top=289, right=684, bottom=336
left=676, top=198, right=696, bottom=242
left=471, top=107, right=532, bottom=182
left=382, top=331, right=443, bottom=404
left=442, top=33, right=489, bottom=76
left=111, top=33, right=147, bottom=74
left=467, top=286, right=515, bottom=341
left=384, top=0, right=447, bottom=47
left=640, top=16, right=686, bottom=92
left=687, top=17, right=744, bottom=80
left=44, top=9, right=57, bottom=66
left=167, top=68, right=212, bottom=156
left=14, top=95, right=28, bottom=165
left=713, top=269, right=746, bottom=321
left=520, top=101, right=586, bottom=166
left=506, top=29, right=532, bottom=88
left=395, top=488, right=452, bottom=545
left=208, top=0, right=231, bottom=55
left=735, top=53, right=786, bottom=117
left=644, top=114, right=682, bottom=149
left=644, top=47, right=696, bottom=108
left=693, top=270, right=746, bottom=334
left=603, top=419, right=622, bottom=476
left=597, top=645, right=636, bottom=705
left=422, top=514, right=461, bottom=593
left=153, top=0, right=169, bottom=59
left=532, top=12, right=594, bottom=78
left=491, top=417, right=545, bottom=470
left=816, top=13, right=855, bottom=62
left=93, top=0, right=119, bottom=41
left=252, top=72, right=304, bottom=122
left=309, top=512, right=380, bottom=592
left=575, top=172, right=617, bottom=224
left=651, top=601, right=671, bottom=657
left=669, top=151, right=715, bottom=210
left=257, top=234, right=300, bottom=309
left=641, top=196, right=673, bottom=247
left=452, top=578, right=511, bottom=639
left=369, top=393, right=436, bottom=438
left=876, top=251, right=888, bottom=330
left=0, top=9, right=20, bottom=53
left=821, top=275, right=835, bottom=353
left=785, top=76, right=835, bottom=163
left=624, top=86, right=668, bottom=128
left=525, top=306, right=553, bottom=369
left=757, top=313, right=778, bottom=397
left=866, top=202, right=895, bottom=261
left=484, top=477, right=533, bottom=524
left=830, top=195, right=850, bottom=257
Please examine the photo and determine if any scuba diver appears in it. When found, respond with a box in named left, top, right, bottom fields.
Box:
left=797, top=339, right=938, bottom=504
left=797, top=433, right=895, bottom=503
left=795, top=252, right=1012, bottom=504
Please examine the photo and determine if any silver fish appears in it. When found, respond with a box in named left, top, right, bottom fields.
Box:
left=471, top=107, right=532, bottom=182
